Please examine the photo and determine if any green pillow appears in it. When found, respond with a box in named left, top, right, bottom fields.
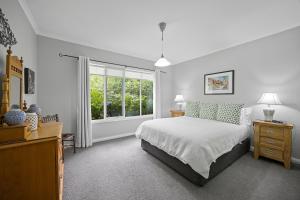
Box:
left=216, top=104, right=244, bottom=125
left=198, top=103, right=218, bottom=120
left=185, top=101, right=200, bottom=118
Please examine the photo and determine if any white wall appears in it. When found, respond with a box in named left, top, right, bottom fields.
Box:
left=171, top=26, right=300, bottom=159
left=37, top=36, right=172, bottom=141
left=0, top=0, right=37, bottom=106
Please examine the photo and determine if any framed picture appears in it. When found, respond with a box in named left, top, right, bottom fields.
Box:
left=24, top=68, right=35, bottom=94
left=204, top=70, right=234, bottom=95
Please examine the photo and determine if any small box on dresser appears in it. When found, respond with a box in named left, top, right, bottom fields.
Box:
left=253, top=120, right=293, bottom=169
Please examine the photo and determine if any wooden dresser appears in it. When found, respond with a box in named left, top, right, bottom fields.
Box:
left=0, top=122, right=64, bottom=200
left=170, top=110, right=185, bottom=117
left=253, top=120, right=293, bottom=169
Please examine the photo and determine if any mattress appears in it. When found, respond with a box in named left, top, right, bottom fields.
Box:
left=135, top=116, right=249, bottom=178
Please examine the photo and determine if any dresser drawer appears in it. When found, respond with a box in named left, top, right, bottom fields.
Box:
left=260, top=137, right=284, bottom=150
left=260, top=126, right=284, bottom=139
left=260, top=146, right=283, bottom=161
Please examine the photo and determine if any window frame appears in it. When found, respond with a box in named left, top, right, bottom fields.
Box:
left=90, top=63, right=154, bottom=123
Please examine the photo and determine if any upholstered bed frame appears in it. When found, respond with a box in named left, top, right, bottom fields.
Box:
left=141, top=138, right=250, bottom=186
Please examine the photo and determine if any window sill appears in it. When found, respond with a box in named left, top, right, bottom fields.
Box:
left=92, top=115, right=153, bottom=124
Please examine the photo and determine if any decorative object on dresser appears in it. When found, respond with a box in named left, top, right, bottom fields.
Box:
left=170, top=110, right=185, bottom=117
left=204, top=70, right=234, bottom=95
left=42, top=114, right=76, bottom=153
left=253, top=120, right=293, bottom=169
left=257, top=93, right=281, bottom=121
left=0, top=8, right=17, bottom=48
left=27, top=104, right=42, bottom=127
left=27, top=104, right=42, bottom=115
left=174, top=95, right=184, bottom=110
left=24, top=68, right=35, bottom=94
left=0, top=122, right=64, bottom=200
left=26, top=112, right=38, bottom=131
left=3, top=109, right=26, bottom=125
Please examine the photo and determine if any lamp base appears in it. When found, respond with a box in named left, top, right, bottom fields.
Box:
left=263, top=108, right=275, bottom=121
left=177, top=103, right=183, bottom=111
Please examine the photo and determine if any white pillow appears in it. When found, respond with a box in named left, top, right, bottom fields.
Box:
left=240, top=107, right=252, bottom=125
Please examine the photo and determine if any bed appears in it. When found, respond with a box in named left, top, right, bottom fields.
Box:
left=135, top=116, right=250, bottom=186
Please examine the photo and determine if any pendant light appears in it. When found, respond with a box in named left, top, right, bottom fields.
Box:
left=155, top=22, right=171, bottom=67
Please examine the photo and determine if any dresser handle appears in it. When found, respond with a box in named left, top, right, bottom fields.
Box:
left=264, top=148, right=273, bottom=154
left=267, top=140, right=274, bottom=144
left=267, top=129, right=273, bottom=134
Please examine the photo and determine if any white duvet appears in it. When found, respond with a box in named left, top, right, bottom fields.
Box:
left=135, top=116, right=249, bottom=178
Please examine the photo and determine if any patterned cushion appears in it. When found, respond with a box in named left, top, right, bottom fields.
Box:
left=198, top=103, right=218, bottom=120
left=216, top=104, right=244, bottom=125
left=185, top=101, right=200, bottom=118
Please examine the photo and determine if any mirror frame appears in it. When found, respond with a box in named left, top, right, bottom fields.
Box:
left=1, top=47, right=24, bottom=115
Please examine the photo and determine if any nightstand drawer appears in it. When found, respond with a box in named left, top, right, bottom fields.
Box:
left=260, top=126, right=284, bottom=139
left=260, top=146, right=283, bottom=161
left=172, top=113, right=183, bottom=117
left=170, top=110, right=185, bottom=117
left=260, top=137, right=284, bottom=150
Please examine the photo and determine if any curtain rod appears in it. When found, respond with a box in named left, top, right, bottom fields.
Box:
left=58, top=53, right=166, bottom=73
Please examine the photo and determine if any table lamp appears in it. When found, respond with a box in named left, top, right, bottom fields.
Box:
left=257, top=93, right=281, bottom=121
left=174, top=95, right=184, bottom=111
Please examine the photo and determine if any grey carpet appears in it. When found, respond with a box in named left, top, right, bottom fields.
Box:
left=63, top=136, right=300, bottom=200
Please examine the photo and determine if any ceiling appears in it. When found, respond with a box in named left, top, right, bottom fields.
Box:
left=21, top=0, right=300, bottom=65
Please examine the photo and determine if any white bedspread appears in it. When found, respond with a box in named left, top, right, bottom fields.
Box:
left=135, top=116, right=249, bottom=178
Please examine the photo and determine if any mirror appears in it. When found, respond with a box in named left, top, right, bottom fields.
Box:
left=0, top=47, right=24, bottom=116
left=10, top=76, right=21, bottom=109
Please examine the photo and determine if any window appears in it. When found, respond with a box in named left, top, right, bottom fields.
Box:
left=125, top=78, right=140, bottom=117
left=90, top=67, right=105, bottom=120
left=90, top=63, right=154, bottom=121
left=141, top=79, right=153, bottom=115
left=106, top=68, right=123, bottom=117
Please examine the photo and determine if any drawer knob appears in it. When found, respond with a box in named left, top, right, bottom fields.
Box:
left=267, top=129, right=273, bottom=134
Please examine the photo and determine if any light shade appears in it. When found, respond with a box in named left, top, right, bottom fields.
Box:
left=154, top=56, right=171, bottom=67
left=257, top=93, right=281, bottom=105
left=174, top=95, right=184, bottom=102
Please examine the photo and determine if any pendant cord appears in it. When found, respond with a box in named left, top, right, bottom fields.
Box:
left=161, top=29, right=164, bottom=56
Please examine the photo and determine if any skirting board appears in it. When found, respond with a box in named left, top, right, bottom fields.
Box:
left=93, top=132, right=134, bottom=143
left=250, top=146, right=300, bottom=165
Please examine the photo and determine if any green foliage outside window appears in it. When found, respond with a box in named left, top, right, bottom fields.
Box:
left=107, top=76, right=123, bottom=117
left=90, top=75, right=104, bottom=120
left=90, top=74, right=153, bottom=120
left=141, top=80, right=153, bottom=115
left=125, top=79, right=140, bottom=117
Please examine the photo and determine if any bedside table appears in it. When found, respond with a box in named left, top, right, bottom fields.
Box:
left=253, top=120, right=293, bottom=169
left=170, top=110, right=185, bottom=117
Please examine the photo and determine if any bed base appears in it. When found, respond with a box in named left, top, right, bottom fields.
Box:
left=141, top=138, right=250, bottom=186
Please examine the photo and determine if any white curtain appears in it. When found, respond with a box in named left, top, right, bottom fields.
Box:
left=77, top=56, right=92, bottom=147
left=154, top=69, right=162, bottom=119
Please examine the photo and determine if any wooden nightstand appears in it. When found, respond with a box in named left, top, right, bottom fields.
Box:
left=170, top=110, right=185, bottom=117
left=253, top=120, right=293, bottom=169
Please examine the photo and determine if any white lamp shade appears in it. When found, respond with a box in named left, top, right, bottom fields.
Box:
left=174, top=95, right=184, bottom=102
left=155, top=56, right=171, bottom=67
left=257, top=93, right=281, bottom=105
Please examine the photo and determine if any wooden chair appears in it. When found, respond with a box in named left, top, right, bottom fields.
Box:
left=42, top=114, right=76, bottom=154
